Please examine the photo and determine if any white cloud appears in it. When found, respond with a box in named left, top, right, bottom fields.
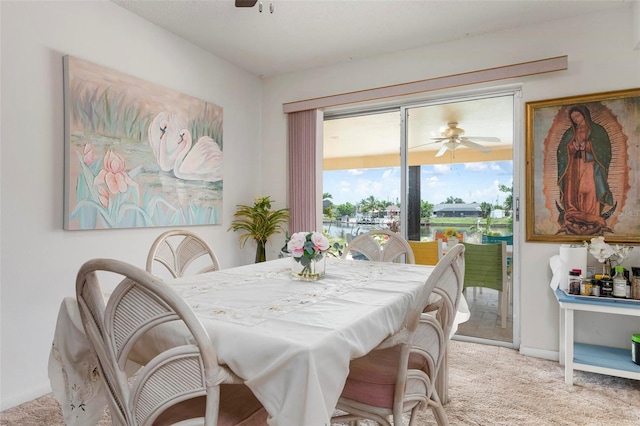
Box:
left=464, top=162, right=505, bottom=173
left=424, top=176, right=441, bottom=187
left=347, top=169, right=364, bottom=175
left=381, top=168, right=396, bottom=179
left=431, top=164, right=452, bottom=174
left=337, top=181, right=351, bottom=195
left=464, top=162, right=487, bottom=172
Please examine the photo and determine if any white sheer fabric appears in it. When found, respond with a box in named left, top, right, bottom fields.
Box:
left=48, top=298, right=107, bottom=426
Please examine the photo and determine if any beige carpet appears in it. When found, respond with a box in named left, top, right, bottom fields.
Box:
left=2, top=340, right=639, bottom=425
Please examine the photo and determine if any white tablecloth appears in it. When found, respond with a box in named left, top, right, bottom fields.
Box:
left=48, top=298, right=108, bottom=425
left=49, top=257, right=469, bottom=426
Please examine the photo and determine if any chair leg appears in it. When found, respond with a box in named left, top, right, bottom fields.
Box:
left=429, top=391, right=450, bottom=426
left=408, top=407, right=418, bottom=426
left=432, top=405, right=449, bottom=426
left=435, top=349, right=449, bottom=405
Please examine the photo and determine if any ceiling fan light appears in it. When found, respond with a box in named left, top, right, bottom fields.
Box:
left=444, top=141, right=459, bottom=151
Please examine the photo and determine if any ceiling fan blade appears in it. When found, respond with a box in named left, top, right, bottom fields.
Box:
left=435, top=145, right=449, bottom=157
left=235, top=0, right=258, bottom=7
left=409, top=140, right=445, bottom=150
left=462, top=136, right=501, bottom=142
left=460, top=139, right=492, bottom=153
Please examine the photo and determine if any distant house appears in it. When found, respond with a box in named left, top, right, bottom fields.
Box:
left=491, top=208, right=505, bottom=219
left=385, top=204, right=400, bottom=217
left=433, top=203, right=482, bottom=218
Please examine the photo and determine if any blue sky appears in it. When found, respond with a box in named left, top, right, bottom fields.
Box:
left=323, top=161, right=513, bottom=206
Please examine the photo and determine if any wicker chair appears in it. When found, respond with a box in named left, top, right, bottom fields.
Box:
left=76, top=258, right=267, bottom=426
left=147, top=229, right=221, bottom=278
left=341, top=229, right=415, bottom=264
left=332, top=244, right=465, bottom=426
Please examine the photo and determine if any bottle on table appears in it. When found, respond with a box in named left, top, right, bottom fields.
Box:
left=580, top=277, right=593, bottom=296
left=568, top=269, right=581, bottom=295
left=612, top=266, right=628, bottom=299
left=600, top=273, right=613, bottom=298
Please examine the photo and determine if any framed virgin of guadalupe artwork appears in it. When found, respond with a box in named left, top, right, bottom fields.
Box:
left=525, top=88, right=640, bottom=243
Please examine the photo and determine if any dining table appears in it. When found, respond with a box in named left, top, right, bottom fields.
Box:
left=49, top=256, right=469, bottom=426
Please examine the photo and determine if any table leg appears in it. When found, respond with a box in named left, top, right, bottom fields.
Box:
left=564, top=308, right=574, bottom=385
left=558, top=305, right=565, bottom=366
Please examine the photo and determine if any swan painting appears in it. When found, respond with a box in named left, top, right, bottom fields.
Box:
left=174, top=129, right=223, bottom=183
left=148, top=112, right=223, bottom=183
left=148, top=112, right=187, bottom=172
left=65, top=56, right=224, bottom=230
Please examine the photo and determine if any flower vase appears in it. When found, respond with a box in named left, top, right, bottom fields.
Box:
left=291, top=254, right=326, bottom=281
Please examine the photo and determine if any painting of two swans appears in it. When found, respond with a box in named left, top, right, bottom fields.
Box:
left=63, top=55, right=223, bottom=230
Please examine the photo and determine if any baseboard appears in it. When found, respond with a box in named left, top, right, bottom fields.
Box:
left=519, top=345, right=559, bottom=362
left=452, top=334, right=518, bottom=350
left=1, top=382, right=51, bottom=411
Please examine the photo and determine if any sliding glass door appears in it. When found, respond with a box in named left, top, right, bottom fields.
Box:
left=322, top=110, right=402, bottom=241
left=404, top=94, right=515, bottom=345
left=322, top=91, right=517, bottom=347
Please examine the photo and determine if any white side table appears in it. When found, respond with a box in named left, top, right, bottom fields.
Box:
left=554, top=288, right=640, bottom=385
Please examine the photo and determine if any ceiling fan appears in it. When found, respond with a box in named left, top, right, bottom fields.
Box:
left=235, top=0, right=257, bottom=6
left=235, top=0, right=274, bottom=13
left=416, top=122, right=501, bottom=157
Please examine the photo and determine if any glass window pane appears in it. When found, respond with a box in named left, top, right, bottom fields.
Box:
left=323, top=111, right=401, bottom=245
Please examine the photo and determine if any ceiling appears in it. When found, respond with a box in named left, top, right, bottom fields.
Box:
left=110, top=0, right=628, bottom=167
left=111, top=0, right=628, bottom=78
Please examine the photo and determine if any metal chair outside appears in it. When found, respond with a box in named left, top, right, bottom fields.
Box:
left=408, top=240, right=443, bottom=266
left=462, top=241, right=509, bottom=328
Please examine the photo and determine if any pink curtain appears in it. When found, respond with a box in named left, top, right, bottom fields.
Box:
left=287, top=109, right=322, bottom=233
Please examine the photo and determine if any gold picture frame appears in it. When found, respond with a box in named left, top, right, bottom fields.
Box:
left=525, top=88, right=640, bottom=243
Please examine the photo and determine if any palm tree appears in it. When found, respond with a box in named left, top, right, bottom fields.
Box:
left=228, top=196, right=290, bottom=263
left=361, top=195, right=377, bottom=212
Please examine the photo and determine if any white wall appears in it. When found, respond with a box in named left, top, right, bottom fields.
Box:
left=262, top=6, right=640, bottom=359
left=0, top=1, right=264, bottom=409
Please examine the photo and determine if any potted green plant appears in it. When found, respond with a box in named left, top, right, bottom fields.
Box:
left=228, top=196, right=290, bottom=263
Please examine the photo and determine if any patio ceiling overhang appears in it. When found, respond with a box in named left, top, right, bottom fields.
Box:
left=323, top=146, right=513, bottom=170
left=323, top=95, right=514, bottom=171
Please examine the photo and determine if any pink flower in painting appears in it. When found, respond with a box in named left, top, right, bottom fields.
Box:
left=97, top=186, right=110, bottom=208
left=83, top=142, right=95, bottom=166
left=93, top=150, right=137, bottom=195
